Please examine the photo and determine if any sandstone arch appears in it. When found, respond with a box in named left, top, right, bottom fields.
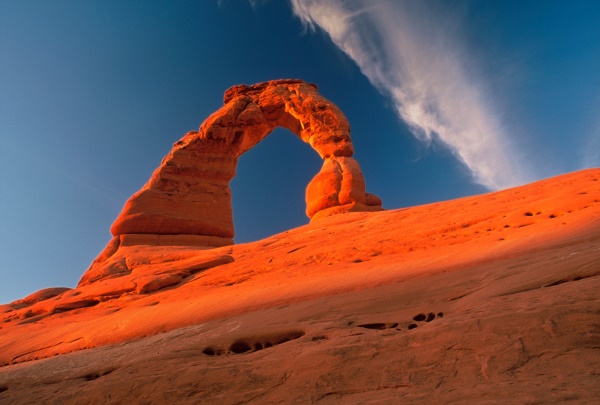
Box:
left=110, top=79, right=382, bottom=247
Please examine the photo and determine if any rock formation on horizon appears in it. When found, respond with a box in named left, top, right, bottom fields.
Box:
left=114, top=79, right=381, bottom=242
left=80, top=79, right=381, bottom=286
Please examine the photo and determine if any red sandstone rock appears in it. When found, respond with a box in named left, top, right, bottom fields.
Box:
left=8, top=287, right=71, bottom=310
left=305, top=156, right=382, bottom=219
left=80, top=234, right=234, bottom=287
left=111, top=79, right=380, bottom=242
left=0, top=169, right=599, bottom=403
left=4, top=82, right=599, bottom=403
left=135, top=274, right=183, bottom=294
left=79, top=80, right=382, bottom=291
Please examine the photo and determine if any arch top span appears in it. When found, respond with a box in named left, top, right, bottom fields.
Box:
left=108, top=79, right=382, bottom=245
left=193, top=78, right=353, bottom=159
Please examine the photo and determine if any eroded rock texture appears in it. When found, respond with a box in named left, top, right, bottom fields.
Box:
left=112, top=79, right=380, bottom=242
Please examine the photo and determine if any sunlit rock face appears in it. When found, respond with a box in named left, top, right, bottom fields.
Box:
left=2, top=169, right=599, bottom=404
left=79, top=79, right=381, bottom=287
left=111, top=79, right=381, bottom=242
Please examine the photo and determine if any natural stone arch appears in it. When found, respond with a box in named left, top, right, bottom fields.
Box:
left=110, top=79, right=382, bottom=247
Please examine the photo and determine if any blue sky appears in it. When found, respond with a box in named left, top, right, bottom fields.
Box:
left=1, top=0, right=598, bottom=303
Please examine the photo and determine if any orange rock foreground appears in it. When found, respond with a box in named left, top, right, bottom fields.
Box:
left=1, top=168, right=599, bottom=403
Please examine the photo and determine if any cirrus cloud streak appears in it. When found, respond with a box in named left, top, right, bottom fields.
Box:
left=291, top=0, right=530, bottom=190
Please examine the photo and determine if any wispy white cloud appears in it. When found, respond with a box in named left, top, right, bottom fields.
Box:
left=291, top=0, right=530, bottom=189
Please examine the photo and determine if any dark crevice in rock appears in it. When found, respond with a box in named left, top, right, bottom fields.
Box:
left=203, top=330, right=305, bottom=357
left=80, top=368, right=117, bottom=382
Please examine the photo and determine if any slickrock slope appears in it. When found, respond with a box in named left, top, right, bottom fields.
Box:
left=1, top=168, right=599, bottom=404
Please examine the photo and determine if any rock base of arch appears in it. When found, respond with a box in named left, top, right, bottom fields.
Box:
left=78, top=233, right=234, bottom=287
left=119, top=234, right=234, bottom=248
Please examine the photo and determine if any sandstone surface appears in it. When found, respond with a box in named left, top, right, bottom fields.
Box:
left=1, top=168, right=599, bottom=403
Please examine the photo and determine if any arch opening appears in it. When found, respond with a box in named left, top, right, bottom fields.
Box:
left=231, top=127, right=322, bottom=243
